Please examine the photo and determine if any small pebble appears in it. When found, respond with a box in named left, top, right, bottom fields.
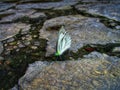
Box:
left=112, top=47, right=120, bottom=52
left=0, top=56, right=4, bottom=61
left=31, top=46, right=38, bottom=50
left=115, top=26, right=120, bottom=30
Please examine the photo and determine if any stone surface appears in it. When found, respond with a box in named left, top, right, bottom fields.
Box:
left=20, top=0, right=62, bottom=3
left=29, top=12, right=46, bottom=19
left=39, top=15, right=120, bottom=56
left=0, top=9, right=35, bottom=23
left=75, top=3, right=120, bottom=22
left=19, top=53, right=120, bottom=90
left=1, top=0, right=18, bottom=2
left=0, top=23, right=31, bottom=41
left=53, top=5, right=73, bottom=10
left=79, top=0, right=120, bottom=3
left=83, top=51, right=107, bottom=59
left=0, top=3, right=15, bottom=12
left=0, top=9, right=46, bottom=23
left=112, top=47, right=120, bottom=52
left=0, top=42, right=3, bottom=54
left=16, top=0, right=78, bottom=10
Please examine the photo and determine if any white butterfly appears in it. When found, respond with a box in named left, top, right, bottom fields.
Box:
left=55, top=26, right=71, bottom=56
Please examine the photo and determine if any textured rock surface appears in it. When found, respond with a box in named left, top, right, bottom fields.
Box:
left=0, top=23, right=30, bottom=41
left=16, top=0, right=78, bottom=10
left=112, top=47, right=120, bottom=52
left=0, top=0, right=120, bottom=90
left=39, top=15, right=120, bottom=56
left=0, top=3, right=15, bottom=12
left=19, top=53, right=120, bottom=90
left=79, top=0, right=120, bottom=3
left=75, top=3, right=120, bottom=22
left=0, top=42, right=3, bottom=54
left=0, top=9, right=46, bottom=23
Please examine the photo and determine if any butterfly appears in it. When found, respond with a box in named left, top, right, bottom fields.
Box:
left=55, top=26, right=71, bottom=56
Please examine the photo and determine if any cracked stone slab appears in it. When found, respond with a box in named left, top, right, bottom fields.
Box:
left=18, top=53, right=120, bottom=90
left=0, top=9, right=35, bottom=23
left=16, top=0, right=78, bottom=10
left=75, top=3, right=120, bottom=22
left=0, top=9, right=46, bottom=23
left=39, top=15, right=120, bottom=56
left=0, top=23, right=31, bottom=41
left=0, top=2, right=15, bottom=12
left=79, top=0, right=120, bottom=3
left=20, top=0, right=62, bottom=3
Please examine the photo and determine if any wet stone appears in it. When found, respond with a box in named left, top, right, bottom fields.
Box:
left=39, top=15, right=120, bottom=56
left=75, top=3, right=120, bottom=22
left=18, top=54, right=120, bottom=90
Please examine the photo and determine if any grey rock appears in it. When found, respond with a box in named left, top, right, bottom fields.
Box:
left=0, top=9, right=35, bottom=23
left=6, top=38, right=15, bottom=43
left=1, top=0, right=19, bottom=2
left=83, top=51, right=107, bottom=59
left=0, top=23, right=31, bottom=41
left=0, top=42, right=3, bottom=54
left=0, top=56, right=4, bottom=61
left=29, top=12, right=46, bottom=19
left=10, top=85, right=18, bottom=90
left=0, top=9, right=46, bottom=23
left=79, top=0, right=120, bottom=3
left=112, top=47, right=120, bottom=52
left=115, top=25, right=120, bottom=30
left=0, top=9, right=15, bottom=18
left=34, top=41, right=40, bottom=46
left=75, top=3, right=120, bottom=22
left=53, top=5, right=73, bottom=10
left=0, top=3, right=15, bottom=12
left=20, top=0, right=62, bottom=3
left=23, top=40, right=31, bottom=46
left=39, top=15, right=120, bottom=56
left=16, top=0, right=78, bottom=10
left=18, top=43, right=25, bottom=48
left=19, top=55, right=120, bottom=90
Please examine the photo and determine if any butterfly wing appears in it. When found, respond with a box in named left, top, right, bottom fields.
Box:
left=60, top=33, right=71, bottom=54
left=57, top=26, right=71, bottom=55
